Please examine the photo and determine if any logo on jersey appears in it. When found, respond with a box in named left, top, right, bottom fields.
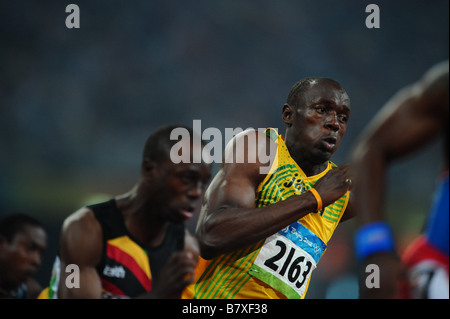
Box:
left=103, top=265, right=126, bottom=279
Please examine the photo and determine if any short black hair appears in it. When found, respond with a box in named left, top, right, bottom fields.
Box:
left=286, top=77, right=342, bottom=108
left=142, top=124, right=204, bottom=163
left=0, top=213, right=44, bottom=243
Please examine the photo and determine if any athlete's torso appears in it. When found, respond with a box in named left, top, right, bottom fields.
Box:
left=44, top=199, right=185, bottom=299
left=183, top=129, right=350, bottom=299
left=91, top=199, right=185, bottom=298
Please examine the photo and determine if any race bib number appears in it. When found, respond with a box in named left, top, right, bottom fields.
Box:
left=249, top=222, right=326, bottom=298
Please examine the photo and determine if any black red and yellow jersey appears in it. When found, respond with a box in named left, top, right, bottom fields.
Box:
left=39, top=199, right=185, bottom=299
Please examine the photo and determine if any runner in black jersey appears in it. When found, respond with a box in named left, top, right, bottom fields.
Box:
left=39, top=125, right=212, bottom=299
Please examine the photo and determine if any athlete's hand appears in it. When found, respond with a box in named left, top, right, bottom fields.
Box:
left=150, top=250, right=198, bottom=299
left=313, top=163, right=352, bottom=207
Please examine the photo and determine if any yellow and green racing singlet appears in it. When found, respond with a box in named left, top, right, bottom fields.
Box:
left=182, top=128, right=349, bottom=299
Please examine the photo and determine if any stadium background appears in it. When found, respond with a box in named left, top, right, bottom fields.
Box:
left=0, top=0, right=448, bottom=298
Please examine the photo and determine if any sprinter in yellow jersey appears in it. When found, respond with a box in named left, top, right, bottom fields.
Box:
left=183, top=77, right=355, bottom=299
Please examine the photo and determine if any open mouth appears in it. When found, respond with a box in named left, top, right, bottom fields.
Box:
left=321, top=136, right=337, bottom=151
left=180, top=207, right=195, bottom=220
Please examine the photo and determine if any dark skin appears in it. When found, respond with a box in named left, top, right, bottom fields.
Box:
left=351, top=61, right=449, bottom=298
left=0, top=225, right=47, bottom=299
left=196, top=78, right=355, bottom=261
left=57, top=140, right=212, bottom=299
